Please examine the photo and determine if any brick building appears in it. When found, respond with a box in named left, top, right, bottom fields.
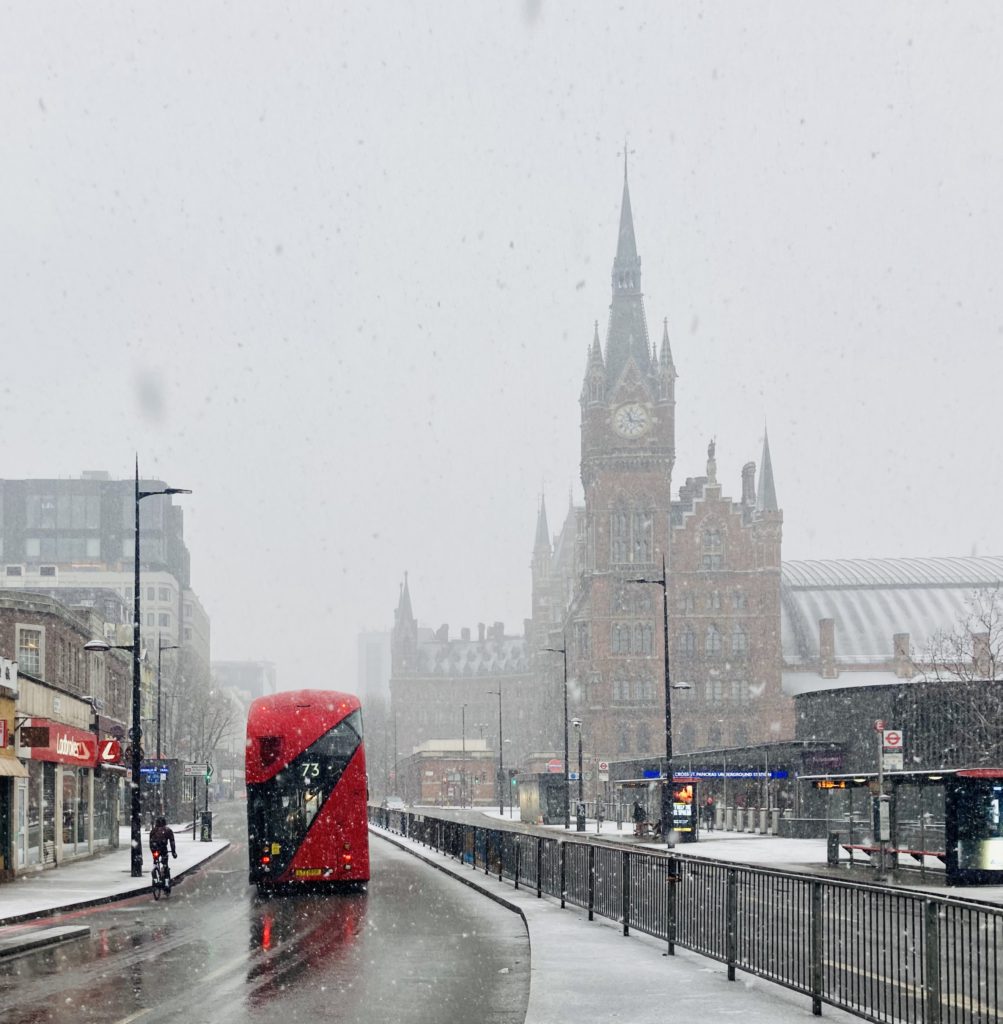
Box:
left=533, top=165, right=787, bottom=764
left=0, top=592, right=135, bottom=875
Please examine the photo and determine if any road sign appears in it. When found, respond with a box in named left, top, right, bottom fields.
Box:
left=882, top=729, right=904, bottom=750
left=184, top=762, right=209, bottom=777
left=873, top=719, right=885, bottom=731
left=206, top=763, right=214, bottom=781
left=546, top=759, right=563, bottom=774
left=882, top=752, right=904, bottom=771
left=568, top=771, right=580, bottom=781
left=99, top=739, right=121, bottom=763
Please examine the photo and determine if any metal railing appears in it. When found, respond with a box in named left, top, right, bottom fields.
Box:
left=370, top=806, right=1003, bottom=1023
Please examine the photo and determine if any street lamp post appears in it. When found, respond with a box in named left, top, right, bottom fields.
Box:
left=487, top=688, right=503, bottom=815
left=156, top=636, right=180, bottom=762
left=542, top=645, right=571, bottom=829
left=460, top=703, right=467, bottom=808
left=629, top=554, right=678, bottom=848
left=572, top=719, right=584, bottom=831
left=103, top=460, right=190, bottom=878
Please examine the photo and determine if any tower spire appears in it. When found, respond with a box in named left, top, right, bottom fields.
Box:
left=756, top=426, right=779, bottom=512
left=605, top=159, right=649, bottom=386
left=534, top=494, right=551, bottom=552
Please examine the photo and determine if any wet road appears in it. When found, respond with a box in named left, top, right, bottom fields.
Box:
left=0, top=805, right=530, bottom=1024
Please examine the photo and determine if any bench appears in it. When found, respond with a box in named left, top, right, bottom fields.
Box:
left=897, top=848, right=947, bottom=865
left=842, top=843, right=946, bottom=866
left=841, top=843, right=880, bottom=864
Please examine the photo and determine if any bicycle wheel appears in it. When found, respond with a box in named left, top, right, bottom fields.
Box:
left=152, top=865, right=162, bottom=901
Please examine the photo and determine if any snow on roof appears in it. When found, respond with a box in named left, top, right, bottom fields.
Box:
left=781, top=556, right=1003, bottom=664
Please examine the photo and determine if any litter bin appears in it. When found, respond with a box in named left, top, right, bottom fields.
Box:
left=827, top=831, right=840, bottom=867
left=576, top=801, right=586, bottom=832
left=200, top=810, right=213, bottom=842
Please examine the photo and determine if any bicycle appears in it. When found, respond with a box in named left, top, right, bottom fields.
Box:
left=151, top=849, right=172, bottom=900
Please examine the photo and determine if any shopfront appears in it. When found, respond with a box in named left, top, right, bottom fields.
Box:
left=18, top=717, right=119, bottom=869
left=0, top=681, right=28, bottom=878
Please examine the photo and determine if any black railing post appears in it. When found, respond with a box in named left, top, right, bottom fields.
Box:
left=924, top=900, right=942, bottom=1024
left=498, top=833, right=503, bottom=881
left=726, top=867, right=738, bottom=982
left=588, top=844, right=596, bottom=921
left=811, top=880, right=823, bottom=1016
left=667, top=854, right=677, bottom=956
left=515, top=838, right=521, bottom=889
left=622, top=850, right=631, bottom=936
left=560, top=842, right=567, bottom=909
left=486, top=830, right=491, bottom=876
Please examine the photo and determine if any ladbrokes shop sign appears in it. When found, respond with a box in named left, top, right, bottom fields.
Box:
left=21, top=718, right=98, bottom=766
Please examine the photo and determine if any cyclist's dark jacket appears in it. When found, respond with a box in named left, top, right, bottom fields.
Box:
left=149, top=824, right=177, bottom=857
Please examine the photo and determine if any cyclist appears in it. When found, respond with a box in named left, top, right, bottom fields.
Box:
left=149, top=816, right=177, bottom=886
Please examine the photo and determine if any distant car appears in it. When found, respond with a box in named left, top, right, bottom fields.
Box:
left=384, top=796, right=406, bottom=810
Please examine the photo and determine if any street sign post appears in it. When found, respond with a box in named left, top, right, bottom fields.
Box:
left=183, top=762, right=209, bottom=777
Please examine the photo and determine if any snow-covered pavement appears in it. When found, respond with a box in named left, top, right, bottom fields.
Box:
left=0, top=823, right=229, bottom=927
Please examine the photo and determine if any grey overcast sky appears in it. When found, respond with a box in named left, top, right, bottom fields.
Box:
left=2, top=2, right=1002, bottom=686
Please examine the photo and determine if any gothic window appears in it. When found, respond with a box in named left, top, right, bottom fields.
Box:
left=611, top=587, right=630, bottom=613
left=611, top=511, right=630, bottom=564
left=612, top=679, right=629, bottom=702
left=632, top=511, right=653, bottom=563
left=635, top=590, right=652, bottom=614
left=612, top=623, right=631, bottom=655
left=705, top=679, right=724, bottom=702
left=637, top=722, right=651, bottom=749
left=634, top=623, right=653, bottom=655
left=709, top=591, right=722, bottom=611
left=589, top=376, right=604, bottom=402
left=575, top=622, right=590, bottom=658
left=676, top=592, right=695, bottom=614
left=702, top=527, right=723, bottom=569
left=706, top=724, right=722, bottom=747
left=732, top=589, right=747, bottom=611
left=705, top=625, right=723, bottom=657
left=611, top=507, right=654, bottom=565
left=731, top=679, right=750, bottom=702
left=731, top=626, right=748, bottom=657
left=681, top=629, right=696, bottom=657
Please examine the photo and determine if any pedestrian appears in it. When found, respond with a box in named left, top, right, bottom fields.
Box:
left=632, top=799, right=646, bottom=837
left=596, top=802, right=605, bottom=834
left=703, top=794, right=715, bottom=831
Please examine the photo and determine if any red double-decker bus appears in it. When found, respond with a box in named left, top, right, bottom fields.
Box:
left=246, top=689, right=369, bottom=892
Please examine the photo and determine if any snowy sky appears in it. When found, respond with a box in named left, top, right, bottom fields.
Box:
left=2, top=2, right=1002, bottom=686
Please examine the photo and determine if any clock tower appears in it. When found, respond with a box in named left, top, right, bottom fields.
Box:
left=573, top=163, right=677, bottom=760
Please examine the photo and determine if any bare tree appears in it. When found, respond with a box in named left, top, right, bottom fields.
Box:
left=164, top=650, right=237, bottom=764
left=911, top=586, right=1003, bottom=766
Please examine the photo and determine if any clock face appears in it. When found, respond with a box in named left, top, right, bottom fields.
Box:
left=612, top=403, right=650, bottom=438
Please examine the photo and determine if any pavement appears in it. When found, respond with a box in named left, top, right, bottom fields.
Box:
left=0, top=821, right=230, bottom=933
left=2, top=810, right=1001, bottom=1024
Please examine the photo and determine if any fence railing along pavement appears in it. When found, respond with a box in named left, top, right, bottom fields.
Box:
left=370, top=806, right=1002, bottom=1024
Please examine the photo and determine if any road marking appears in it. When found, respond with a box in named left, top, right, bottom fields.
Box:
left=113, top=1011, right=151, bottom=1024
left=201, top=951, right=251, bottom=983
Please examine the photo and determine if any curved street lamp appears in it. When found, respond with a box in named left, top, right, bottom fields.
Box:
left=86, top=460, right=190, bottom=877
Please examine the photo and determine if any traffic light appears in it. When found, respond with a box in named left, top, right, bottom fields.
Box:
left=508, top=768, right=517, bottom=786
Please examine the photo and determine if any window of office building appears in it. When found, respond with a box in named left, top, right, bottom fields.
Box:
left=17, top=626, right=42, bottom=676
